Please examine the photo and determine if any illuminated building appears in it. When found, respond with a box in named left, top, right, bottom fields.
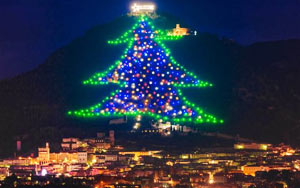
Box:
left=109, top=130, right=115, bottom=146
left=168, top=24, right=190, bottom=36
left=77, top=152, right=88, bottom=164
left=157, top=176, right=174, bottom=185
left=0, top=158, right=31, bottom=166
left=155, top=121, right=172, bottom=129
left=50, top=152, right=78, bottom=164
left=0, top=167, right=8, bottom=180
left=0, top=136, right=299, bottom=187
left=90, top=131, right=115, bottom=150
left=95, top=139, right=111, bottom=150
left=61, top=138, right=80, bottom=151
left=119, top=151, right=161, bottom=161
left=9, top=165, right=37, bottom=177
left=150, top=121, right=184, bottom=136
left=241, top=166, right=269, bottom=176
left=97, top=154, right=118, bottom=163
left=241, top=165, right=291, bottom=176
left=38, top=142, right=50, bottom=165
left=234, top=143, right=269, bottom=150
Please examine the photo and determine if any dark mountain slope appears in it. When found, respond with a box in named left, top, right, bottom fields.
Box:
left=0, top=15, right=299, bottom=156
left=233, top=39, right=300, bottom=144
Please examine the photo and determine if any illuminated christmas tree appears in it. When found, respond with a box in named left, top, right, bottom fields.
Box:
left=68, top=16, right=223, bottom=124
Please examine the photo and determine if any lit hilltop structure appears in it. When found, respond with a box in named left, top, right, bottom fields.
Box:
left=129, top=2, right=156, bottom=17
left=68, top=2, right=223, bottom=127
left=129, top=2, right=192, bottom=36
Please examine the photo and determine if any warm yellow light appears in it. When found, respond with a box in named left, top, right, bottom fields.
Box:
left=131, top=2, right=156, bottom=13
left=235, top=144, right=244, bottom=149
left=208, top=173, right=214, bottom=184
left=136, top=115, right=142, bottom=121
left=260, top=144, right=268, bottom=150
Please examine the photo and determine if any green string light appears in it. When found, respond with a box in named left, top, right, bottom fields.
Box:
left=68, top=15, right=223, bottom=124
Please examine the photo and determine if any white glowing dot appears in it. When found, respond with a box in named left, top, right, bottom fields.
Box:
left=41, top=169, right=47, bottom=176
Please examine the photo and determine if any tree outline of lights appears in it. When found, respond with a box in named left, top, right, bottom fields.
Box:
left=68, top=16, right=223, bottom=124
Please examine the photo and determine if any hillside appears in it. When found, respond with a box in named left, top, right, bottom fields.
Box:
left=233, top=39, right=300, bottom=143
left=0, top=14, right=299, bottom=157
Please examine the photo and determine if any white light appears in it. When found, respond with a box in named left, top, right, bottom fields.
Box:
left=41, top=169, right=47, bottom=176
left=136, top=115, right=142, bottom=121
left=131, top=2, right=155, bottom=13
left=133, top=122, right=141, bottom=129
left=167, top=105, right=173, bottom=111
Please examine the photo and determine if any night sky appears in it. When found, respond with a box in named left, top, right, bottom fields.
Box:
left=1, top=0, right=300, bottom=79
